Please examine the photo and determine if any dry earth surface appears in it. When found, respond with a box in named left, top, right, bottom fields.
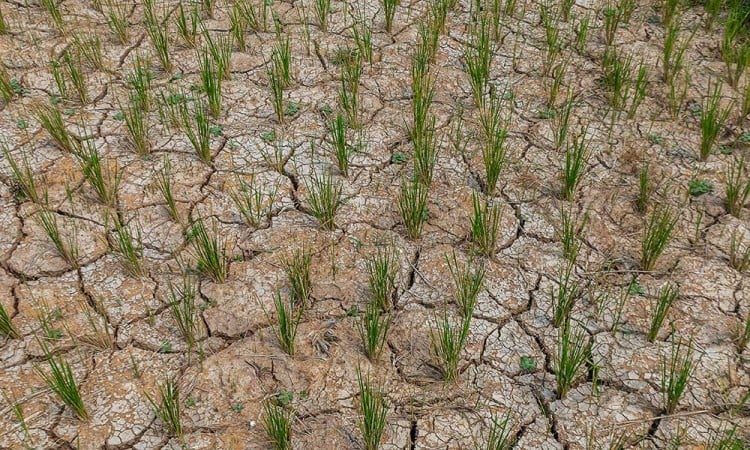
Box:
left=0, top=0, right=749, bottom=448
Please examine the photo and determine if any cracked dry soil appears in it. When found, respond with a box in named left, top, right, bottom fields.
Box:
left=1, top=0, right=750, bottom=448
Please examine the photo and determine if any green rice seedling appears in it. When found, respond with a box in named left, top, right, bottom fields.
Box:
left=0, top=7, right=7, bottom=34
left=647, top=282, right=677, bottom=342
left=0, top=300, right=19, bottom=339
left=198, top=49, right=222, bottom=118
left=575, top=13, right=590, bottom=54
left=553, top=96, right=574, bottom=150
left=481, top=92, right=509, bottom=196
left=143, top=0, right=172, bottom=73
left=273, top=291, right=302, bottom=355
left=145, top=378, right=182, bottom=437
left=398, top=177, right=428, bottom=240
left=35, top=299, right=63, bottom=341
left=358, top=300, right=391, bottom=361
left=618, top=0, right=636, bottom=22
left=470, top=191, right=501, bottom=258
left=485, top=412, right=515, bottom=449
left=560, top=129, right=591, bottom=201
left=357, top=369, right=389, bottom=450
left=35, top=342, right=88, bottom=420
left=305, top=170, right=342, bottom=231
left=1, top=389, right=31, bottom=443
left=229, top=3, right=248, bottom=52
left=464, top=13, right=492, bottom=108
left=559, top=203, right=587, bottom=262
left=37, top=202, right=79, bottom=267
left=168, top=276, right=199, bottom=349
left=602, top=48, right=633, bottom=111
left=412, top=115, right=438, bottom=186
left=180, top=101, right=212, bottom=163
left=720, top=3, right=749, bottom=61
left=73, top=138, right=120, bottom=207
left=602, top=3, right=622, bottom=48
left=661, top=336, right=694, bottom=414
left=111, top=216, right=144, bottom=277
left=282, top=247, right=312, bottom=304
left=367, top=246, right=397, bottom=310
left=175, top=2, right=199, bottom=48
left=230, top=176, right=278, bottom=228
left=551, top=261, right=580, bottom=327
left=703, top=0, right=723, bottom=30
left=667, top=69, right=690, bottom=120
left=50, top=58, right=69, bottom=102
left=723, top=41, right=750, bottom=89
left=272, top=33, right=292, bottom=87
left=382, top=0, right=398, bottom=32
left=72, top=33, right=104, bottom=71
left=329, top=111, right=354, bottom=177
left=502, top=0, right=517, bottom=17
left=742, top=80, right=750, bottom=124
left=446, top=251, right=484, bottom=320
left=411, top=46, right=434, bottom=136
left=103, top=0, right=129, bottom=44
left=729, top=230, right=750, bottom=273
left=62, top=50, right=87, bottom=105
left=340, top=50, right=363, bottom=128
left=203, top=29, right=233, bottom=81
left=187, top=218, right=228, bottom=283
left=662, top=22, right=693, bottom=85
left=155, top=156, right=181, bottom=223
left=627, top=61, right=648, bottom=119
left=661, top=0, right=681, bottom=27
left=34, top=104, right=78, bottom=154
left=726, top=155, right=750, bottom=217
left=0, top=63, right=15, bottom=103
left=430, top=309, right=471, bottom=382
left=263, top=397, right=292, bottom=450
left=546, top=61, right=567, bottom=109
left=201, top=0, right=215, bottom=18
left=352, top=19, right=373, bottom=65
left=2, top=144, right=40, bottom=204
left=540, top=2, right=561, bottom=75
left=127, top=55, right=152, bottom=111
left=555, top=316, right=590, bottom=398
left=699, top=80, right=732, bottom=161
left=121, top=99, right=150, bottom=156
left=268, top=64, right=285, bottom=124
left=314, top=0, right=331, bottom=31
left=636, top=164, right=654, bottom=213
left=739, top=312, right=750, bottom=352
left=40, top=0, right=65, bottom=30
left=641, top=202, right=677, bottom=271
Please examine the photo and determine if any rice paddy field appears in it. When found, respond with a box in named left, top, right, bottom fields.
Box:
left=0, top=0, right=749, bottom=448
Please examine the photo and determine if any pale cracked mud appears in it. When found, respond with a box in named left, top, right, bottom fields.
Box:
left=0, top=0, right=749, bottom=449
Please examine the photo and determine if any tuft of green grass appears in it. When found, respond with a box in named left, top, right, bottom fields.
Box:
left=551, top=261, right=581, bottom=328
left=268, top=64, right=285, bottom=124
left=480, top=91, right=509, bottom=196
left=329, top=111, right=355, bottom=177
left=726, top=155, right=750, bottom=217
left=103, top=0, right=129, bottom=44
left=263, top=397, right=292, bottom=450
left=446, top=251, right=484, bottom=320
left=0, top=300, right=19, bottom=339
left=729, top=230, right=750, bottom=273
left=229, top=3, right=248, bottom=52
left=398, top=177, right=428, bottom=240
left=40, top=0, right=65, bottom=30
left=155, top=156, right=181, bottom=223
left=661, top=336, right=694, bottom=414
left=187, top=218, right=228, bottom=283
left=561, top=129, right=592, bottom=201
left=575, top=13, right=590, bottom=54
left=314, top=0, right=331, bottom=31
left=34, top=104, right=78, bottom=154
left=554, top=316, right=591, bottom=399
left=168, top=276, right=199, bottom=350
left=282, top=247, right=313, bottom=304
left=36, top=202, right=79, bottom=268
left=110, top=216, right=144, bottom=277
left=699, top=80, right=732, bottom=161
left=352, top=18, right=373, bottom=65
left=35, top=340, right=88, bottom=420
left=175, top=2, right=199, bottom=48
left=339, top=50, right=363, bottom=128
left=662, top=21, right=693, bottom=87
left=470, top=191, right=501, bottom=258
left=464, top=13, right=492, bottom=109
left=198, top=49, right=222, bottom=118
left=636, top=164, right=654, bottom=213
left=143, top=0, right=172, bottom=72
left=641, top=202, right=678, bottom=271
left=273, top=291, right=303, bottom=355
left=305, top=170, right=343, bottom=231
left=357, top=369, right=389, bottom=450
left=0, top=62, right=18, bottom=103
left=71, top=33, right=104, bottom=71
left=358, top=300, right=391, bottom=361
left=73, top=138, right=121, bottom=207
left=0, top=6, right=7, bottom=34
left=2, top=144, right=40, bottom=204
left=559, top=203, right=587, bottom=262
left=647, top=282, right=678, bottom=343
left=430, top=309, right=471, bottom=382
left=180, top=101, right=212, bottom=164
left=121, top=98, right=150, bottom=156
left=127, top=56, right=152, bottom=111
left=485, top=412, right=515, bottom=449
left=145, top=378, right=183, bottom=438
left=203, top=29, right=233, bottom=81
left=601, top=47, right=633, bottom=112
left=367, top=245, right=398, bottom=310
left=230, top=176, right=278, bottom=228
left=382, top=0, right=399, bottom=32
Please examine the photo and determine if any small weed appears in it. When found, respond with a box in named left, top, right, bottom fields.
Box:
left=230, top=176, right=278, bottom=228
left=485, top=412, right=515, bottom=449
left=520, top=356, right=535, bottom=372
left=145, top=378, right=183, bottom=437
left=688, top=178, right=714, bottom=197
left=357, top=369, right=389, bottom=450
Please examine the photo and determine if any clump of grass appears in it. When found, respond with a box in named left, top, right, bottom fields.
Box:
left=340, top=50, right=363, bottom=128
left=367, top=246, right=398, bottom=310
left=155, top=156, right=181, bottom=223
left=329, top=111, right=355, bottom=177
left=661, top=336, right=694, bottom=414
left=175, top=2, right=199, bottom=48
left=627, top=61, right=649, bottom=119
left=352, top=17, right=373, bottom=64
left=575, top=14, right=590, bottom=54
left=2, top=144, right=40, bottom=204
left=73, top=138, right=120, bottom=207
left=127, top=56, right=152, bottom=111
left=268, top=64, right=285, bottom=124
left=480, top=91, right=509, bottom=196
left=305, top=170, right=343, bottom=231
left=230, top=176, right=278, bottom=228
left=71, top=33, right=104, bottom=71
left=636, top=164, right=654, bottom=213
left=143, top=0, right=172, bottom=72
left=35, top=340, right=88, bottom=420
left=0, top=62, right=18, bottom=103
left=180, top=101, right=212, bottom=164
left=272, top=31, right=292, bottom=87
left=446, top=251, right=484, bottom=320
left=198, top=49, right=222, bottom=118
left=229, top=3, right=247, bottom=52
left=560, top=129, right=592, bottom=201
left=36, top=202, right=79, bottom=268
left=0, top=300, right=19, bottom=339
left=601, top=48, right=633, bottom=112
left=382, top=0, right=398, bottom=32
left=357, top=369, right=389, bottom=450
left=40, top=0, right=65, bottom=30
left=485, top=412, right=515, bottom=449
left=470, top=191, right=501, bottom=258
left=551, top=261, right=581, bottom=328
left=33, top=104, right=78, bottom=154
left=726, top=156, right=750, bottom=218
left=559, top=203, right=587, bottom=262
left=203, top=29, right=233, bottom=81
left=358, top=300, right=391, bottom=361
left=464, top=14, right=492, bottom=109
left=273, top=291, right=303, bottom=355
left=263, top=397, right=292, bottom=450
left=729, top=230, right=750, bottom=273
left=314, top=0, right=331, bottom=31
left=169, top=276, right=199, bottom=350
left=145, top=378, right=183, bottom=438
left=662, top=21, right=693, bottom=87
left=398, top=177, right=428, bottom=240
left=641, top=202, right=678, bottom=271
left=282, top=247, right=312, bottom=304
left=187, top=218, right=228, bottom=283
left=110, top=216, right=144, bottom=277
left=555, top=317, right=591, bottom=399
left=699, top=80, right=732, bottom=161
left=647, top=282, right=678, bottom=343
left=121, top=98, right=150, bottom=156
left=430, top=309, right=471, bottom=382
left=103, top=0, right=129, bottom=44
